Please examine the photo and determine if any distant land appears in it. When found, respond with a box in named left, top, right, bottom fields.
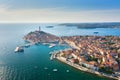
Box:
left=46, top=26, right=54, bottom=28
left=59, top=22, right=120, bottom=29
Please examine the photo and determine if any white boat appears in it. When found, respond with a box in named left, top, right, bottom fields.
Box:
left=50, top=55, right=53, bottom=60
left=24, top=44, right=30, bottom=48
left=44, top=67, right=48, bottom=70
left=66, top=70, right=69, bottom=72
left=53, top=69, right=57, bottom=72
left=50, top=53, right=56, bottom=60
left=49, top=44, right=56, bottom=48
left=14, top=46, right=24, bottom=52
left=43, top=43, right=49, bottom=45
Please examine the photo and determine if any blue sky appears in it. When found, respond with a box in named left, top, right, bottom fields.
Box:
left=0, top=0, right=120, bottom=22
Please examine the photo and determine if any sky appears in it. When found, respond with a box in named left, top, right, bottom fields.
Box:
left=0, top=0, right=120, bottom=23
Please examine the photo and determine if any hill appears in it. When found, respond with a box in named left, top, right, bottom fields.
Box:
left=23, top=31, right=59, bottom=43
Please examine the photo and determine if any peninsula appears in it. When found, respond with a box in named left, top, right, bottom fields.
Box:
left=23, top=27, right=59, bottom=43
left=24, top=28, right=120, bottom=80
left=54, top=36, right=120, bottom=80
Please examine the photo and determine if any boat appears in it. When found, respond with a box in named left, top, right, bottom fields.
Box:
left=49, top=44, right=56, bottom=48
left=43, top=43, right=49, bottom=45
left=53, top=69, right=57, bottom=72
left=93, top=32, right=99, bottom=34
left=66, top=70, right=69, bottom=72
left=50, top=55, right=53, bottom=60
left=14, top=46, right=24, bottom=52
left=24, top=44, right=30, bottom=48
left=50, top=53, right=56, bottom=60
left=44, top=67, right=48, bottom=70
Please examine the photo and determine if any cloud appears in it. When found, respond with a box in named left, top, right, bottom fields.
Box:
left=0, top=6, right=120, bottom=23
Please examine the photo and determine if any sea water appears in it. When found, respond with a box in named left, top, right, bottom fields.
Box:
left=0, top=23, right=119, bottom=80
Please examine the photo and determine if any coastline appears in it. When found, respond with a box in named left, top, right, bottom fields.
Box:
left=24, top=29, right=120, bottom=80
left=55, top=56, right=119, bottom=80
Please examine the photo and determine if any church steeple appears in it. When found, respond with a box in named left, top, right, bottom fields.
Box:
left=39, top=26, right=41, bottom=31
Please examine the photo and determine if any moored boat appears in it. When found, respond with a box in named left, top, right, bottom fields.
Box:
left=49, top=44, right=56, bottom=48
left=93, top=32, right=99, bottom=34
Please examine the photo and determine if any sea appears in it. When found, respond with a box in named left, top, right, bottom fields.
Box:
left=0, top=23, right=120, bottom=80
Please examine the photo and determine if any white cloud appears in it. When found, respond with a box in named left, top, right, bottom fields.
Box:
left=0, top=6, right=120, bottom=23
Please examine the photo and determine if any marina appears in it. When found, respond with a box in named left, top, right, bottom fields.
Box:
left=50, top=52, right=57, bottom=60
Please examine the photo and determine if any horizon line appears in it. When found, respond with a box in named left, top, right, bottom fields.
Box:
left=0, top=21, right=120, bottom=24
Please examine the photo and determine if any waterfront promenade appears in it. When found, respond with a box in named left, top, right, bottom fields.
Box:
left=56, top=56, right=119, bottom=80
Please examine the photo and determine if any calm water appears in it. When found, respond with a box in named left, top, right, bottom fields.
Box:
left=0, top=23, right=120, bottom=80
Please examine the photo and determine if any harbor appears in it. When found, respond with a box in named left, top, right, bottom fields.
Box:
left=49, top=39, right=120, bottom=80
left=49, top=50, right=119, bottom=80
left=56, top=56, right=119, bottom=80
left=15, top=27, right=120, bottom=80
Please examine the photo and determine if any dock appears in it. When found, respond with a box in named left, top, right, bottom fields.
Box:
left=49, top=51, right=58, bottom=60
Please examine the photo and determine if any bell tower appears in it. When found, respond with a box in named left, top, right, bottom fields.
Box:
left=39, top=26, right=41, bottom=31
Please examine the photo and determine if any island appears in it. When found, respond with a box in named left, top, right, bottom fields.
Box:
left=24, top=27, right=120, bottom=80
left=59, top=22, right=120, bottom=29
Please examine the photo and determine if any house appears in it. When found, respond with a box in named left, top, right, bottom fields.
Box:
left=112, top=61, right=119, bottom=71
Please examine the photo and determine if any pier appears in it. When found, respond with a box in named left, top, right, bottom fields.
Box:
left=50, top=51, right=58, bottom=60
